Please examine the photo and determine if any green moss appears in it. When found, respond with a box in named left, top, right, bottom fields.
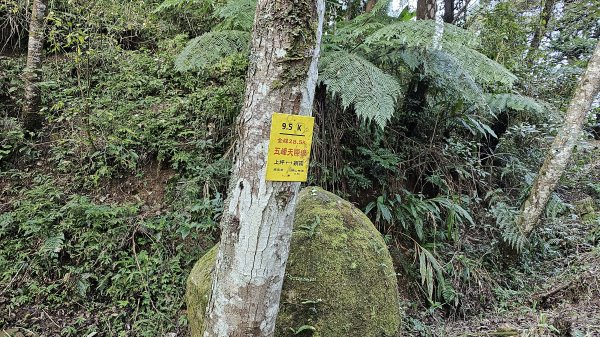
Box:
left=185, top=245, right=218, bottom=336
left=186, top=187, right=402, bottom=337
left=272, top=0, right=318, bottom=84
left=575, top=197, right=596, bottom=215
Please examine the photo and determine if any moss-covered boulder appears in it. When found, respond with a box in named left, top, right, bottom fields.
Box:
left=186, top=186, right=402, bottom=337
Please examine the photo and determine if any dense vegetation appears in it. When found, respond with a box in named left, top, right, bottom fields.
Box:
left=1, top=0, right=599, bottom=336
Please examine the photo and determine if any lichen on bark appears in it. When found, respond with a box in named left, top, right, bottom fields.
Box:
left=517, top=41, right=600, bottom=235
left=22, top=0, right=49, bottom=131
left=200, top=1, right=326, bottom=336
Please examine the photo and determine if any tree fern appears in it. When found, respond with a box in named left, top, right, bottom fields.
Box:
left=318, top=50, right=404, bottom=128
left=442, top=42, right=517, bottom=88
left=214, top=0, right=256, bottom=31
left=154, top=0, right=206, bottom=12
left=365, top=20, right=517, bottom=88
left=485, top=93, right=545, bottom=116
left=325, top=0, right=400, bottom=49
left=365, top=20, right=481, bottom=50
left=174, top=30, right=250, bottom=72
left=424, top=49, right=486, bottom=107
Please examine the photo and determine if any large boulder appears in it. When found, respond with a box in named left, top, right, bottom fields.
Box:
left=186, top=187, right=402, bottom=337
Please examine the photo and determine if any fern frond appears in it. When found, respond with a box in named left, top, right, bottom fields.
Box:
left=489, top=200, right=528, bottom=252
left=365, top=20, right=481, bottom=49
left=214, top=0, right=256, bottom=31
left=424, top=49, right=486, bottom=107
left=318, top=51, right=404, bottom=128
left=485, top=93, right=545, bottom=115
left=39, top=232, right=65, bottom=257
left=442, top=43, right=517, bottom=88
left=154, top=0, right=205, bottom=12
left=369, top=0, right=394, bottom=14
left=327, top=21, right=389, bottom=50
left=326, top=0, right=395, bottom=49
left=365, top=20, right=517, bottom=88
left=174, top=30, right=250, bottom=72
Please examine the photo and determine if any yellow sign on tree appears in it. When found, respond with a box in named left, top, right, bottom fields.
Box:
left=265, top=113, right=315, bottom=182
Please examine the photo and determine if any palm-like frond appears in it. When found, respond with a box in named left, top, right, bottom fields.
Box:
left=485, top=93, right=545, bottom=115
left=365, top=20, right=517, bottom=89
left=174, top=30, right=250, bottom=72
left=365, top=20, right=480, bottom=49
left=319, top=51, right=404, bottom=128
left=214, top=0, right=256, bottom=31
left=325, top=0, right=397, bottom=49
left=424, top=49, right=486, bottom=108
left=154, top=0, right=205, bottom=12
left=443, top=42, right=517, bottom=88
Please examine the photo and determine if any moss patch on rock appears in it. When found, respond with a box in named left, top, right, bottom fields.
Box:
left=186, top=186, right=402, bottom=337
left=185, top=244, right=218, bottom=336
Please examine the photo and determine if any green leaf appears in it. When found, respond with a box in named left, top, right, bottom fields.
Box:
left=175, top=30, right=250, bottom=72
left=419, top=250, right=427, bottom=285
left=365, top=20, right=481, bottom=49
left=293, top=325, right=316, bottom=334
left=319, top=50, right=404, bottom=128
left=214, top=0, right=256, bottom=31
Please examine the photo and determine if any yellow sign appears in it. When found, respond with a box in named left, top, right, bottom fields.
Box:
left=265, top=113, right=315, bottom=182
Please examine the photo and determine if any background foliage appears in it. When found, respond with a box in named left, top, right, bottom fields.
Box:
left=1, top=0, right=599, bottom=336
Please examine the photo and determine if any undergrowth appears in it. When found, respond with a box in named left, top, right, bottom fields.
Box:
left=0, top=174, right=218, bottom=335
left=1, top=0, right=599, bottom=336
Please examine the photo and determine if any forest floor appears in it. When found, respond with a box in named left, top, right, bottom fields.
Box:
left=1, top=142, right=599, bottom=337
left=434, top=248, right=600, bottom=337
left=430, top=141, right=600, bottom=337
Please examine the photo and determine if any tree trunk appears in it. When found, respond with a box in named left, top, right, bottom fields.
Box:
left=22, top=0, right=48, bottom=131
left=530, top=0, right=555, bottom=51
left=417, top=0, right=437, bottom=20
left=517, top=41, right=600, bottom=235
left=365, top=0, right=378, bottom=13
left=443, top=0, right=454, bottom=23
left=527, top=0, right=555, bottom=62
left=201, top=0, right=325, bottom=336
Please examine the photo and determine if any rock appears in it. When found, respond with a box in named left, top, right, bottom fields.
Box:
left=186, top=187, right=402, bottom=337
left=185, top=245, right=217, bottom=336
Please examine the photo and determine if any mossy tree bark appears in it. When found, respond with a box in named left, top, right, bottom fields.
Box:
left=527, top=0, right=556, bottom=63
left=517, top=41, right=600, bottom=235
left=417, top=0, right=437, bottom=20
left=443, top=0, right=454, bottom=23
left=201, top=1, right=325, bottom=336
left=529, top=0, right=555, bottom=52
left=22, top=0, right=48, bottom=131
left=365, top=0, right=378, bottom=13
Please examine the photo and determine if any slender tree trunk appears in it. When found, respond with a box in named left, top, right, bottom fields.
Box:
left=530, top=0, right=555, bottom=51
left=443, top=0, right=454, bottom=23
left=527, top=0, right=555, bottom=62
left=417, top=0, right=437, bottom=20
left=201, top=0, right=325, bottom=336
left=345, top=0, right=361, bottom=20
left=365, top=0, right=378, bottom=13
left=517, top=41, right=600, bottom=235
left=454, top=0, right=471, bottom=23
left=22, top=0, right=48, bottom=131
